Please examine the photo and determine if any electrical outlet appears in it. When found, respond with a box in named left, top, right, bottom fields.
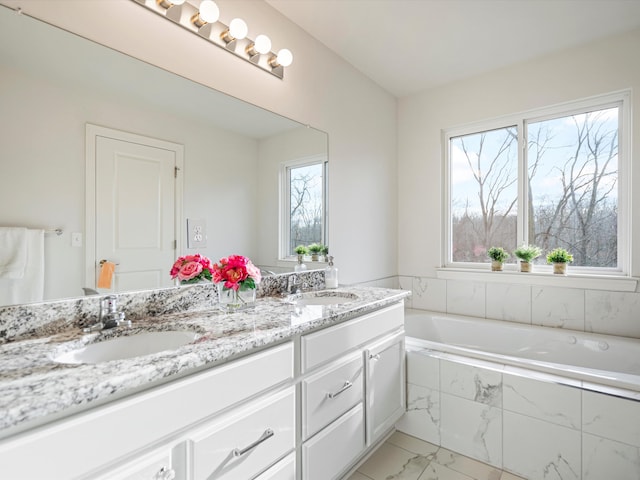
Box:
left=187, top=218, right=207, bottom=248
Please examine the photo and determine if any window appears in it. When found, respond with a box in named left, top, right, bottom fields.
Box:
left=281, top=156, right=328, bottom=258
left=445, top=92, right=629, bottom=274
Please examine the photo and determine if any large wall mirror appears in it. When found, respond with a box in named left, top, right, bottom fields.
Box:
left=0, top=4, right=328, bottom=307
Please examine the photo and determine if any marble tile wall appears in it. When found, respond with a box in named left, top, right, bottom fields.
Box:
left=398, top=276, right=640, bottom=339
left=396, top=349, right=640, bottom=479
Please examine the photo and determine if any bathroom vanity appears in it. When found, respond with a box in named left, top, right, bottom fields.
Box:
left=0, top=284, right=408, bottom=480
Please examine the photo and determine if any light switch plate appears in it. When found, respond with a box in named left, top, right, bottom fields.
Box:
left=187, top=218, right=207, bottom=248
left=71, top=232, right=83, bottom=247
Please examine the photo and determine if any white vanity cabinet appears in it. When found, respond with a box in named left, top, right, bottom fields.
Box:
left=0, top=298, right=406, bottom=480
left=0, top=342, right=294, bottom=480
left=299, top=302, right=405, bottom=479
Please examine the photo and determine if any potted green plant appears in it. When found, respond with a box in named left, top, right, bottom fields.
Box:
left=308, top=243, right=323, bottom=261
left=546, top=248, right=573, bottom=275
left=294, top=245, right=309, bottom=272
left=294, top=245, right=308, bottom=261
left=320, top=244, right=329, bottom=262
left=487, top=247, right=509, bottom=271
left=513, top=244, right=542, bottom=273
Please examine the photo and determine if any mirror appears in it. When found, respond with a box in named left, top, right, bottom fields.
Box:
left=0, top=5, right=328, bottom=307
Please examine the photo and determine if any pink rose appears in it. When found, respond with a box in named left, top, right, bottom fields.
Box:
left=246, top=261, right=261, bottom=284
left=177, top=261, right=203, bottom=281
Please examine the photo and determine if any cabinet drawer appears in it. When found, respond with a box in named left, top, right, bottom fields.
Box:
left=302, top=353, right=363, bottom=440
left=301, top=403, right=365, bottom=480
left=89, top=446, right=174, bottom=480
left=302, top=302, right=403, bottom=371
left=190, top=387, right=295, bottom=480
left=254, top=452, right=295, bottom=480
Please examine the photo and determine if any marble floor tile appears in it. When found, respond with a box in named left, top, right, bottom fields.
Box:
left=346, top=472, right=373, bottom=480
left=386, top=431, right=440, bottom=456
left=434, top=448, right=502, bottom=480
left=348, top=432, right=523, bottom=480
left=418, top=462, right=475, bottom=480
left=500, top=473, right=527, bottom=480
left=357, top=442, right=434, bottom=480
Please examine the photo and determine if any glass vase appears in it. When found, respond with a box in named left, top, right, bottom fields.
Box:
left=216, top=282, right=256, bottom=311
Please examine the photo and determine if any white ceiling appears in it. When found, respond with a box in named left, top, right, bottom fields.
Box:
left=266, top=0, right=640, bottom=98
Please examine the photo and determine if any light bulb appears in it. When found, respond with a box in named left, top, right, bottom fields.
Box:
left=171, top=0, right=186, bottom=4
left=229, top=18, right=248, bottom=40
left=198, top=0, right=219, bottom=23
left=276, top=48, right=293, bottom=67
left=254, top=34, right=272, bottom=54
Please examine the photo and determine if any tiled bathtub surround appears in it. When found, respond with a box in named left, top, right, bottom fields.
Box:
left=399, top=276, right=640, bottom=339
left=397, top=348, right=640, bottom=479
left=0, top=270, right=325, bottom=343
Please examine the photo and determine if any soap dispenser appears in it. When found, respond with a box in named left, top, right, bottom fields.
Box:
left=325, top=256, right=339, bottom=288
left=294, top=254, right=307, bottom=272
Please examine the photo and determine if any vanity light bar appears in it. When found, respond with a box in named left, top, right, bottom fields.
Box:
left=131, top=0, right=293, bottom=79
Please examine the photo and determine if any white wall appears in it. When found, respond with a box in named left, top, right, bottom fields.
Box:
left=398, top=28, right=640, bottom=337
left=1, top=0, right=398, bottom=287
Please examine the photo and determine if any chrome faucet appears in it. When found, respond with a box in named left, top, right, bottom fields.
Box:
left=84, top=295, right=130, bottom=332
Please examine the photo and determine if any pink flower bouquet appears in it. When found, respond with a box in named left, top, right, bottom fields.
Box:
left=212, top=254, right=261, bottom=291
left=170, top=254, right=214, bottom=284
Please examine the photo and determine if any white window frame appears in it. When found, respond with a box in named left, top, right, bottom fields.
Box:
left=279, top=154, right=328, bottom=260
left=440, top=90, right=634, bottom=289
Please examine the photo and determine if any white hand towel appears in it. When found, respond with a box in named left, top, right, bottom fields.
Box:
left=0, top=229, right=44, bottom=306
left=0, top=227, right=28, bottom=279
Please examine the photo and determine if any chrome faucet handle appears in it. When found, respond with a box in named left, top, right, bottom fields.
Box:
left=287, top=274, right=300, bottom=294
left=95, top=295, right=129, bottom=330
left=100, top=295, right=118, bottom=315
left=102, top=311, right=130, bottom=329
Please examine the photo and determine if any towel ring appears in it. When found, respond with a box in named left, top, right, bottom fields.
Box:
left=99, top=259, right=120, bottom=266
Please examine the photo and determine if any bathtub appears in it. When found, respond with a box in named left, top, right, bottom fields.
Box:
left=398, top=309, right=640, bottom=478
left=404, top=308, right=640, bottom=396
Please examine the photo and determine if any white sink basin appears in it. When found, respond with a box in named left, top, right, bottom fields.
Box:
left=53, top=330, right=198, bottom=364
left=287, top=291, right=358, bottom=306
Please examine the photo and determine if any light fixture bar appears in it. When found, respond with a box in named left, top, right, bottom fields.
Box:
left=132, top=0, right=292, bottom=79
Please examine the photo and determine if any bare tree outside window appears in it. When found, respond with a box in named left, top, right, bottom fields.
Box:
left=528, top=107, right=618, bottom=267
left=450, top=126, right=518, bottom=263
left=289, top=163, right=324, bottom=254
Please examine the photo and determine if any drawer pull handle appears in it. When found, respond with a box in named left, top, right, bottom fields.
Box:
left=327, top=381, right=353, bottom=399
left=232, top=428, right=275, bottom=457
left=369, top=354, right=381, bottom=361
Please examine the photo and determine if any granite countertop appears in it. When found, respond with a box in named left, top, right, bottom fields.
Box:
left=0, top=286, right=408, bottom=438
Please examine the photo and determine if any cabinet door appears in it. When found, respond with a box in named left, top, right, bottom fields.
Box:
left=365, top=330, right=406, bottom=444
